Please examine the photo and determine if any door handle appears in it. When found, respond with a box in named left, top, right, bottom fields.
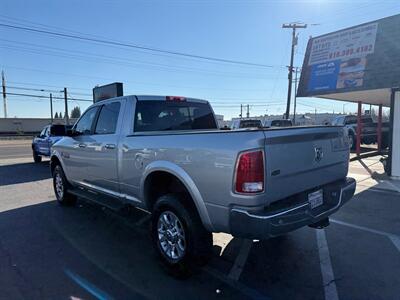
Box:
left=78, top=143, right=86, bottom=148
left=104, top=144, right=116, bottom=150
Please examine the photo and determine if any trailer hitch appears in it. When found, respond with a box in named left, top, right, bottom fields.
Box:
left=308, top=218, right=330, bottom=229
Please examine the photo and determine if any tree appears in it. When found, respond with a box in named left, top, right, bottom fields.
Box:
left=59, top=112, right=63, bottom=119
left=54, top=112, right=59, bottom=119
left=70, top=106, right=81, bottom=118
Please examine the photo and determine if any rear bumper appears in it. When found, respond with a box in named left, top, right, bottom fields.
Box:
left=229, top=177, right=356, bottom=239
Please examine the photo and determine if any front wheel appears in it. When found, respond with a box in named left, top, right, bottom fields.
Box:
left=151, top=194, right=212, bottom=278
left=53, top=165, right=77, bottom=206
left=33, top=150, right=42, bottom=163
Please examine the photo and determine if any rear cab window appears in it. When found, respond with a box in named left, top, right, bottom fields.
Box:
left=134, top=100, right=217, bottom=132
left=270, top=120, right=292, bottom=127
left=239, top=120, right=262, bottom=128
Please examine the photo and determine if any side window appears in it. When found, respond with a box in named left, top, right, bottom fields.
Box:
left=74, top=107, right=99, bottom=135
left=346, top=117, right=357, bottom=125
left=39, top=127, right=47, bottom=137
left=44, top=127, right=50, bottom=137
left=95, top=102, right=121, bottom=134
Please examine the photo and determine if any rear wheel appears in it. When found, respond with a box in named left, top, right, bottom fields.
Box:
left=151, top=194, right=212, bottom=278
left=349, top=132, right=356, bottom=151
left=33, top=150, right=42, bottom=163
left=381, top=137, right=389, bottom=149
left=53, top=165, right=77, bottom=206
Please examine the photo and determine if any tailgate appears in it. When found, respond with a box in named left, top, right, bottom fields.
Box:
left=263, top=126, right=349, bottom=203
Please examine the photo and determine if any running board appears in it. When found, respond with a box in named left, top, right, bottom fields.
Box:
left=69, top=187, right=126, bottom=211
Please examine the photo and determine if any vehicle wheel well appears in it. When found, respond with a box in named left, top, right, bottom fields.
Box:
left=144, top=171, right=197, bottom=213
left=50, top=156, right=61, bottom=174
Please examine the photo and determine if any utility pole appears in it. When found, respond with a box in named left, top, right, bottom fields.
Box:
left=50, top=93, right=54, bottom=124
left=63, top=87, right=69, bottom=125
left=314, top=108, right=317, bottom=124
left=293, top=67, right=300, bottom=124
left=246, top=104, right=250, bottom=118
left=282, top=23, right=307, bottom=120
left=1, top=70, right=7, bottom=118
left=240, top=104, right=243, bottom=118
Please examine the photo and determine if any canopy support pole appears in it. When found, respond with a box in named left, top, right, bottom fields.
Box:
left=356, top=101, right=362, bottom=156
left=377, top=104, right=382, bottom=152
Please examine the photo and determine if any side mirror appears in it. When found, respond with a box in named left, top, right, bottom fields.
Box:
left=66, top=129, right=74, bottom=137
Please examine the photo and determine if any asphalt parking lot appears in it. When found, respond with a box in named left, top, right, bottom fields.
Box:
left=1, top=140, right=400, bottom=300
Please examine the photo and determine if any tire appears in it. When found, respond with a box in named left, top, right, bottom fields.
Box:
left=151, top=194, right=212, bottom=278
left=53, top=164, right=77, bottom=206
left=33, top=150, right=42, bottom=163
left=381, top=138, right=389, bottom=149
left=349, top=132, right=356, bottom=151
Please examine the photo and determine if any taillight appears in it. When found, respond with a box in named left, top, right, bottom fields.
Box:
left=235, top=150, right=264, bottom=194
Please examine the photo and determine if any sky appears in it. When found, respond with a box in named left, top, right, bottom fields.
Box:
left=1, top=0, right=399, bottom=119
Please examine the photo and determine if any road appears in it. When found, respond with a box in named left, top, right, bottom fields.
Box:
left=1, top=141, right=400, bottom=299
left=0, top=140, right=33, bottom=160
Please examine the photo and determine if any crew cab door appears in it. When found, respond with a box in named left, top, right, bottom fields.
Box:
left=84, top=100, right=123, bottom=193
left=36, top=126, right=50, bottom=155
left=65, top=106, right=100, bottom=183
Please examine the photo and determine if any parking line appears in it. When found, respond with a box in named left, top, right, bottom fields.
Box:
left=65, top=269, right=114, bottom=300
left=331, top=219, right=400, bottom=253
left=384, top=181, right=400, bottom=193
left=228, top=239, right=253, bottom=281
left=203, top=266, right=269, bottom=300
left=316, top=229, right=339, bottom=300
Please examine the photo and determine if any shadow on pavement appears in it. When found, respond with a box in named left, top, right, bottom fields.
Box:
left=0, top=200, right=249, bottom=300
left=0, top=161, right=51, bottom=186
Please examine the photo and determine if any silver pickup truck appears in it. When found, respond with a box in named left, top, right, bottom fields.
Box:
left=50, top=95, right=356, bottom=276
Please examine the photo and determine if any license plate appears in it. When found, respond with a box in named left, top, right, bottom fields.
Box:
left=308, top=189, right=324, bottom=209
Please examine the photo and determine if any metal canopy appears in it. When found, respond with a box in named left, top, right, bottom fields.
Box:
left=316, top=88, right=392, bottom=107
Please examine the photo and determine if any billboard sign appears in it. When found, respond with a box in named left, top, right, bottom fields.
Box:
left=308, top=23, right=378, bottom=66
left=297, top=14, right=400, bottom=97
left=93, top=82, right=123, bottom=103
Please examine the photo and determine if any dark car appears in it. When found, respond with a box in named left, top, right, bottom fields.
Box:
left=264, top=119, right=293, bottom=128
left=32, top=124, right=72, bottom=162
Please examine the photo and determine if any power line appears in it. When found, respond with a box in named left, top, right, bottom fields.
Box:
left=0, top=43, right=284, bottom=80
left=0, top=22, right=280, bottom=69
left=5, top=92, right=92, bottom=102
left=7, top=80, right=90, bottom=91
left=3, top=65, right=284, bottom=92
left=7, top=86, right=92, bottom=96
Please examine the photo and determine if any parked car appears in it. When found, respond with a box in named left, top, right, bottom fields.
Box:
left=32, top=124, right=72, bottom=162
left=50, top=95, right=356, bottom=276
left=230, top=118, right=263, bottom=129
left=264, top=119, right=293, bottom=128
left=332, top=115, right=389, bottom=150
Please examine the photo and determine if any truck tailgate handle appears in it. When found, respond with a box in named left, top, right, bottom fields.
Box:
left=104, top=144, right=116, bottom=150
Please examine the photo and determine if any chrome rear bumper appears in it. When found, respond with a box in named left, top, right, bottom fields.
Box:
left=229, top=177, right=356, bottom=239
